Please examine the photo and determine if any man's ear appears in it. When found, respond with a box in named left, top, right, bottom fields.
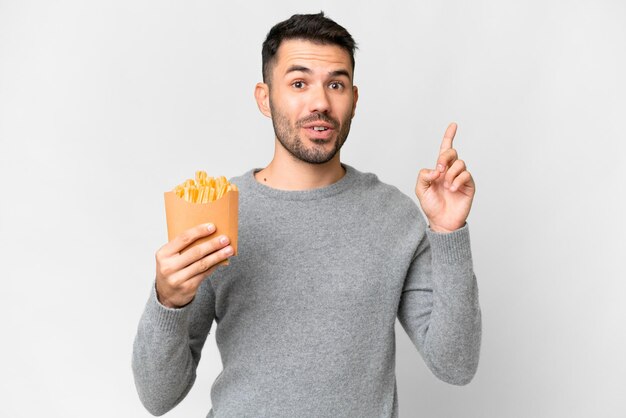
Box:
left=351, top=85, right=359, bottom=118
left=255, top=82, right=272, bottom=118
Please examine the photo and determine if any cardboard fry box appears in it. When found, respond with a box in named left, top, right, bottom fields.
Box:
left=164, top=189, right=239, bottom=266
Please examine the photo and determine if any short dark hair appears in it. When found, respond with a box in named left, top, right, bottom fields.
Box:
left=261, top=12, right=357, bottom=84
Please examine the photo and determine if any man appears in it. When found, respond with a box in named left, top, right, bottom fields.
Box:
left=133, top=12, right=481, bottom=418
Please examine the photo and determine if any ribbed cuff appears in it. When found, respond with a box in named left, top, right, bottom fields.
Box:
left=147, top=282, right=191, bottom=334
left=426, top=223, right=473, bottom=265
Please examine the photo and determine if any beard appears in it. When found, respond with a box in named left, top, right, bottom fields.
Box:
left=269, top=100, right=353, bottom=165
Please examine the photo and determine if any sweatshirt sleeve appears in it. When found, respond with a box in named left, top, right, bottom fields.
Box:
left=396, top=222, right=482, bottom=385
left=132, top=278, right=216, bottom=416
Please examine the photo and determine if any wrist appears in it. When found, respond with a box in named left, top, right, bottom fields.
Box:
left=429, top=224, right=454, bottom=233
left=155, top=282, right=188, bottom=309
left=428, top=222, right=466, bottom=233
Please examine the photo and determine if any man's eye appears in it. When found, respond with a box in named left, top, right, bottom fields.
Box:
left=329, top=81, right=344, bottom=90
left=292, top=81, right=305, bottom=89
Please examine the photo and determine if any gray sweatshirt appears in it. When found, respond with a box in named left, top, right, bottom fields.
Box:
left=132, top=164, right=481, bottom=417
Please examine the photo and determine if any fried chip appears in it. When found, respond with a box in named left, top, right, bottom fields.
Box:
left=172, top=171, right=238, bottom=203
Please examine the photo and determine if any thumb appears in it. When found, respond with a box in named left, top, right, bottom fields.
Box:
left=415, top=168, right=440, bottom=197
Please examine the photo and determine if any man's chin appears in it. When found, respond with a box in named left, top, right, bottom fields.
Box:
left=308, top=137, right=334, bottom=146
left=293, top=146, right=338, bottom=165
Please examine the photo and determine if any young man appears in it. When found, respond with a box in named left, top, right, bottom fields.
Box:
left=133, top=12, right=481, bottom=418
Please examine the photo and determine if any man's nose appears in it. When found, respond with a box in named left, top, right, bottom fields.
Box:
left=309, top=85, right=331, bottom=113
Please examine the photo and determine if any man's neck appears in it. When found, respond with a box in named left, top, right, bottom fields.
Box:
left=254, top=144, right=345, bottom=191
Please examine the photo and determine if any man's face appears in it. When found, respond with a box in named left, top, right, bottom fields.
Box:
left=265, top=39, right=358, bottom=164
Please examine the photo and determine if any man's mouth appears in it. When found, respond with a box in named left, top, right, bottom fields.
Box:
left=301, top=122, right=334, bottom=130
left=299, top=115, right=338, bottom=140
left=302, top=123, right=335, bottom=140
left=302, top=121, right=335, bottom=131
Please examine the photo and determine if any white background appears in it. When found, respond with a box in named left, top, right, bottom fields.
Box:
left=1, top=1, right=625, bottom=417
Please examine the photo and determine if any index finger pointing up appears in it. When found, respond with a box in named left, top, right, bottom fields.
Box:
left=439, top=122, right=458, bottom=153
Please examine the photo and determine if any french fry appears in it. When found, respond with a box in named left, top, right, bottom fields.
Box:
left=172, top=170, right=238, bottom=203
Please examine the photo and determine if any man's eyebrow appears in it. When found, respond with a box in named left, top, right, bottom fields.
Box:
left=329, top=69, right=351, bottom=79
left=285, top=65, right=312, bottom=75
left=284, top=65, right=352, bottom=80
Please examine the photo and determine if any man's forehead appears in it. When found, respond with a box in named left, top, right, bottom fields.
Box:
left=274, top=39, right=353, bottom=77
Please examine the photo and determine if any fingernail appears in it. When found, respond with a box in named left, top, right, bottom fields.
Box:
left=219, top=235, right=229, bottom=244
left=450, top=184, right=458, bottom=191
left=437, top=164, right=445, bottom=172
left=224, top=246, right=234, bottom=255
left=207, top=223, right=215, bottom=231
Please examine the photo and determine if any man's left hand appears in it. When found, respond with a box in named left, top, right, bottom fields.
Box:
left=415, top=122, right=476, bottom=233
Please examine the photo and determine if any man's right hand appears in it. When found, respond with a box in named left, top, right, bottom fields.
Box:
left=155, top=223, right=233, bottom=309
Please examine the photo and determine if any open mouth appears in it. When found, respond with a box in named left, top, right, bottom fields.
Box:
left=304, top=125, right=334, bottom=140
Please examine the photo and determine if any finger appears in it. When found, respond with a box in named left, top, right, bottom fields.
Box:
left=449, top=170, right=474, bottom=192
left=162, top=223, right=217, bottom=256
left=415, top=168, right=440, bottom=196
left=174, top=244, right=234, bottom=283
left=444, top=159, right=467, bottom=188
left=439, top=122, right=457, bottom=153
left=436, top=148, right=458, bottom=173
left=171, top=234, right=231, bottom=271
left=185, top=265, right=219, bottom=291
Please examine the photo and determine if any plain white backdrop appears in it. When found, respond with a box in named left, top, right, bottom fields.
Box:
left=1, top=1, right=625, bottom=417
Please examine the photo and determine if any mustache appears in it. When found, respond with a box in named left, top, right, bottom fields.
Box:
left=296, top=113, right=339, bottom=129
